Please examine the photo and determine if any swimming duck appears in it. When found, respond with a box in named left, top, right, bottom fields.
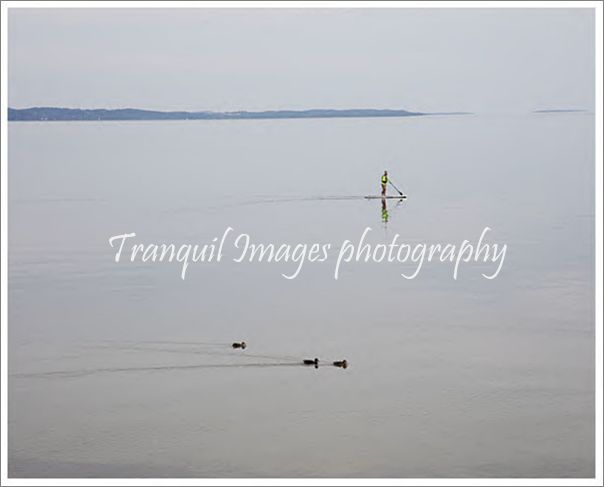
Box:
left=303, top=358, right=319, bottom=366
left=232, top=341, right=247, bottom=349
left=333, top=360, right=348, bottom=369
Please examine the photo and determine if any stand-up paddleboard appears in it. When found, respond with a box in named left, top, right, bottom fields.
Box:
left=364, top=195, right=407, bottom=200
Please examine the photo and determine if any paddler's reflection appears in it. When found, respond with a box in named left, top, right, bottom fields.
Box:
left=381, top=197, right=389, bottom=223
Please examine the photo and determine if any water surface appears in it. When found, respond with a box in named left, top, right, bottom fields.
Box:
left=8, top=113, right=595, bottom=477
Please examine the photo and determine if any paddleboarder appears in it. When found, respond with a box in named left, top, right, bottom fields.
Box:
left=381, top=170, right=389, bottom=196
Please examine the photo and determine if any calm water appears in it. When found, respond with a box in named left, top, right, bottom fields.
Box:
left=8, top=113, right=595, bottom=477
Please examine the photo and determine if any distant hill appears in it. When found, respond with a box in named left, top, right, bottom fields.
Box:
left=8, top=106, right=434, bottom=122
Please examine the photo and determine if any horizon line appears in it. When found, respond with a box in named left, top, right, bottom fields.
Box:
left=8, top=105, right=439, bottom=113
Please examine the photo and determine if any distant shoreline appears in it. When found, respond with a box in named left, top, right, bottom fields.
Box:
left=7, top=107, right=472, bottom=122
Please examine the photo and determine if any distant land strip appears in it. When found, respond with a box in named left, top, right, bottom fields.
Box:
left=8, top=107, right=473, bottom=122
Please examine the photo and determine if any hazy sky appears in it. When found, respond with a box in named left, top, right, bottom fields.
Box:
left=8, top=8, right=595, bottom=113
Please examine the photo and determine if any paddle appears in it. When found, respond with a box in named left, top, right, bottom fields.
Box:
left=388, top=180, right=405, bottom=197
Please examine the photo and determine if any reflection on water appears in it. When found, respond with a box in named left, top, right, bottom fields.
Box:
left=8, top=114, right=595, bottom=478
left=381, top=198, right=389, bottom=224
left=373, top=196, right=406, bottom=225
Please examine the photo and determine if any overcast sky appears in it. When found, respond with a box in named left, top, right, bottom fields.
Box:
left=8, top=8, right=595, bottom=113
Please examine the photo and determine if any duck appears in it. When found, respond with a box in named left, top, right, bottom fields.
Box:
left=333, top=360, right=348, bottom=369
left=303, top=358, right=319, bottom=366
left=232, top=341, right=247, bottom=349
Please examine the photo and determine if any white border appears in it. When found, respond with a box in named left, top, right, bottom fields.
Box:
left=1, top=2, right=602, bottom=486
